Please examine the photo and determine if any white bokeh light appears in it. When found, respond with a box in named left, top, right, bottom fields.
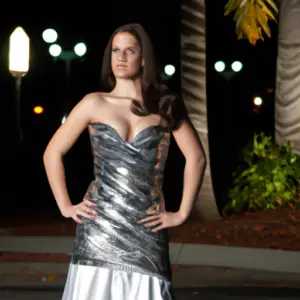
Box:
left=231, top=61, right=243, bottom=72
left=254, top=96, right=263, bottom=106
left=164, top=64, right=176, bottom=76
left=74, top=43, right=87, bottom=57
left=42, top=29, right=58, bottom=43
left=49, top=44, right=62, bottom=57
left=214, top=61, right=225, bottom=72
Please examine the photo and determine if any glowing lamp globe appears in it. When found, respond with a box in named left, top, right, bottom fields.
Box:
left=9, top=27, right=30, bottom=76
left=74, top=42, right=87, bottom=57
left=49, top=44, right=62, bottom=57
left=254, top=96, right=263, bottom=106
left=214, top=61, right=225, bottom=72
left=231, top=61, right=243, bottom=72
left=33, top=105, right=44, bottom=114
left=42, top=28, right=58, bottom=43
left=164, top=64, right=175, bottom=76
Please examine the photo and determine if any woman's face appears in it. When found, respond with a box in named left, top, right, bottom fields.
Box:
left=111, top=32, right=144, bottom=79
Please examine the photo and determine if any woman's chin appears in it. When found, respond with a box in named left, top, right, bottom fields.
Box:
left=114, top=72, right=138, bottom=80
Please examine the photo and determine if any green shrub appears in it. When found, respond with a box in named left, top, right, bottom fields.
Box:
left=225, top=133, right=300, bottom=215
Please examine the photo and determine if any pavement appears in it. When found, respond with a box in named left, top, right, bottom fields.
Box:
left=1, top=263, right=299, bottom=288
left=1, top=235, right=300, bottom=299
left=1, top=263, right=300, bottom=299
left=0, top=287, right=300, bottom=300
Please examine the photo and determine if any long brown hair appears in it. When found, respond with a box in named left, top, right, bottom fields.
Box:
left=100, top=23, right=185, bottom=129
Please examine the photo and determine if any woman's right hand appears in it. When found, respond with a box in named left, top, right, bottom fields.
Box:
left=62, top=199, right=98, bottom=224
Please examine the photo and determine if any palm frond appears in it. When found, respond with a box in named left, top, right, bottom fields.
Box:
left=224, top=0, right=279, bottom=45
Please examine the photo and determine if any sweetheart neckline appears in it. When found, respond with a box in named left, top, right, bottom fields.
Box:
left=89, top=122, right=169, bottom=144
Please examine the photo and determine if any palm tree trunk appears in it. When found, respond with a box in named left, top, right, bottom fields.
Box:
left=275, top=0, right=300, bottom=155
left=180, top=0, right=221, bottom=220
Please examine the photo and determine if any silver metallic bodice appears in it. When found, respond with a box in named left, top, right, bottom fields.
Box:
left=71, top=121, right=172, bottom=282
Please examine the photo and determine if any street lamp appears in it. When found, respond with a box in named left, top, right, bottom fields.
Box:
left=214, top=60, right=243, bottom=81
left=214, top=60, right=243, bottom=136
left=52, top=42, right=87, bottom=78
left=51, top=42, right=87, bottom=116
left=42, top=28, right=87, bottom=117
left=9, top=26, right=30, bottom=141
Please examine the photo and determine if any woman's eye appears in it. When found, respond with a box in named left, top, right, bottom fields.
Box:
left=112, top=48, right=135, bottom=54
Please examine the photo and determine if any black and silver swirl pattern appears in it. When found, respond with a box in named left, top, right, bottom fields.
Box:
left=71, top=121, right=172, bottom=283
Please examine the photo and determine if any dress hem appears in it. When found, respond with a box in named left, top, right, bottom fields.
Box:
left=71, top=254, right=172, bottom=284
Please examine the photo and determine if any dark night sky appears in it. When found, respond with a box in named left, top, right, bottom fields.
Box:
left=0, top=0, right=278, bottom=217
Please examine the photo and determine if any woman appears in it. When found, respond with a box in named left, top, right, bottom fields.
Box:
left=43, top=23, right=205, bottom=300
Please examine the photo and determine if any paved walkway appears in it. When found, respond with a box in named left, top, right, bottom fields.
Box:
left=1, top=263, right=300, bottom=290
left=2, top=237, right=300, bottom=274
left=0, top=287, right=299, bottom=300
left=2, top=229, right=300, bottom=299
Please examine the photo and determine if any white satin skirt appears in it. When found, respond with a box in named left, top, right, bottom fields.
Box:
left=61, top=263, right=175, bottom=300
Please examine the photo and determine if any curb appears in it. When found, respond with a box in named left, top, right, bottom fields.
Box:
left=1, top=237, right=300, bottom=274
left=1, top=263, right=300, bottom=289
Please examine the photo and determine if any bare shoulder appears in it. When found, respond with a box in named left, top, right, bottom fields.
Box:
left=43, top=92, right=105, bottom=156
left=77, top=92, right=105, bottom=110
left=71, top=92, right=110, bottom=120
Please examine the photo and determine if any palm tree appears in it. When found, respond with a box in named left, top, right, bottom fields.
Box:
left=224, top=0, right=300, bottom=151
left=180, top=0, right=221, bottom=220
left=179, top=0, right=279, bottom=220
left=275, top=0, right=300, bottom=154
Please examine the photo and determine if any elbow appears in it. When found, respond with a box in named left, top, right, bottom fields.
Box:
left=43, top=146, right=62, bottom=166
left=43, top=145, right=52, bottom=163
left=198, top=153, right=206, bottom=168
left=186, top=150, right=206, bottom=167
left=193, top=149, right=206, bottom=168
left=43, top=149, right=51, bottom=166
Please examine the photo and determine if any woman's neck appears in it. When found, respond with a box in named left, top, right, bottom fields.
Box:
left=111, top=77, right=143, bottom=101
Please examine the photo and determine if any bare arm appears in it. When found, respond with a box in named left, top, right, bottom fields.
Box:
left=43, top=93, right=98, bottom=218
left=172, top=118, right=206, bottom=221
left=138, top=117, right=206, bottom=231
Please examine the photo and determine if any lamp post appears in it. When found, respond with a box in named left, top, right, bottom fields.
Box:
left=42, top=29, right=87, bottom=120
left=9, top=26, right=30, bottom=141
left=49, top=43, right=87, bottom=103
left=214, top=60, right=243, bottom=81
left=214, top=60, right=243, bottom=142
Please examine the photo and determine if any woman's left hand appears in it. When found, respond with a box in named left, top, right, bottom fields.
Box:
left=137, top=210, right=186, bottom=232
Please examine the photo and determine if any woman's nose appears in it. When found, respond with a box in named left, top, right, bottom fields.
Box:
left=118, top=52, right=126, bottom=61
